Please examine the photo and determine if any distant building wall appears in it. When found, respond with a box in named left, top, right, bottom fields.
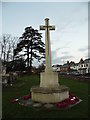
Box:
left=70, top=58, right=90, bottom=74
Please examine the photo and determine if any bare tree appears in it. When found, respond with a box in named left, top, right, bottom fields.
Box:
left=0, top=34, right=18, bottom=62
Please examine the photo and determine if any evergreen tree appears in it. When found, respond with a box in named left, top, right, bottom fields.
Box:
left=14, top=26, right=45, bottom=73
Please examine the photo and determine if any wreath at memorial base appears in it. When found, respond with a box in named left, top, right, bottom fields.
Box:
left=56, top=92, right=79, bottom=108
left=9, top=92, right=80, bottom=108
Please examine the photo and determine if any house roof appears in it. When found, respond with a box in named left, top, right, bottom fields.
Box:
left=52, top=64, right=62, bottom=67
left=53, top=58, right=90, bottom=68
left=84, top=58, right=90, bottom=63
left=60, top=63, right=69, bottom=68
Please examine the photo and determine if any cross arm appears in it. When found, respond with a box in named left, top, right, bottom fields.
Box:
left=49, top=26, right=55, bottom=30
left=40, top=25, right=46, bottom=30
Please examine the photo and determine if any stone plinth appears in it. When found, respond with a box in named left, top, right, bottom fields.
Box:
left=40, top=72, right=59, bottom=88
left=31, top=85, right=69, bottom=103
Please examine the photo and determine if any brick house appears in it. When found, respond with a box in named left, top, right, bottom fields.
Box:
left=60, top=61, right=70, bottom=73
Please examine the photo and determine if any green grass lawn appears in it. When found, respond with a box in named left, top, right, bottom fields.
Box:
left=2, top=75, right=89, bottom=119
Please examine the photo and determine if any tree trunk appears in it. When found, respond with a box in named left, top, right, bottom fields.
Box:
left=12, top=44, right=15, bottom=61
left=27, top=47, right=29, bottom=68
left=4, top=51, right=5, bottom=62
left=29, top=48, right=32, bottom=73
left=29, top=39, right=33, bottom=74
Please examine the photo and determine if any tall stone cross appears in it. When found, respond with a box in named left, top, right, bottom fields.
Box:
left=40, top=18, right=55, bottom=73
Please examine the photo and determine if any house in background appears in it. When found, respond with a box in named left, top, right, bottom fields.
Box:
left=70, top=58, right=90, bottom=75
left=70, top=63, right=78, bottom=70
left=78, top=58, right=90, bottom=75
left=52, top=58, right=90, bottom=75
left=52, top=64, right=61, bottom=72
left=60, top=61, right=70, bottom=73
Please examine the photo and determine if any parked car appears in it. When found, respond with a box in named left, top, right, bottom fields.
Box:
left=72, top=72, right=80, bottom=76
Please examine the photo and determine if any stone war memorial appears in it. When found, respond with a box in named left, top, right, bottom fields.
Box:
left=31, top=18, right=69, bottom=103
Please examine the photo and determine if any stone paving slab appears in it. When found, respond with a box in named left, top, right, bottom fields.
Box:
left=33, top=103, right=42, bottom=108
left=18, top=98, right=82, bottom=109
left=44, top=103, right=54, bottom=108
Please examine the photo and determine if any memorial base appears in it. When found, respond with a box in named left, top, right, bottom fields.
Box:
left=31, top=86, right=69, bottom=103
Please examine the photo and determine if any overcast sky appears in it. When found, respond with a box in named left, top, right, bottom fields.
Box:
left=2, top=2, right=88, bottom=66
